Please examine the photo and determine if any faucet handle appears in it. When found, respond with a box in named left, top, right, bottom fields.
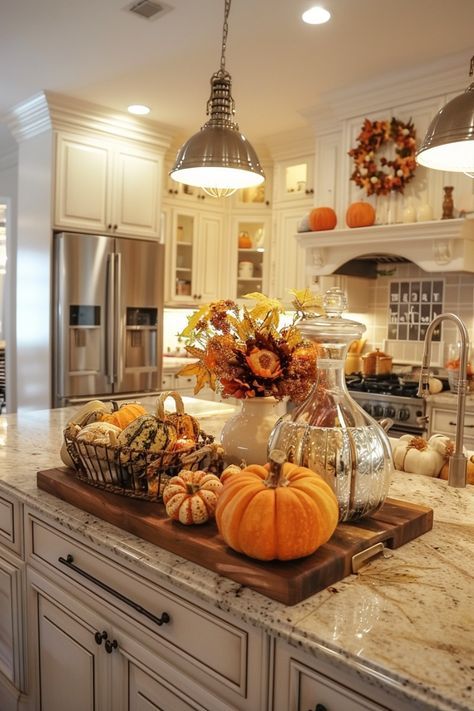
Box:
left=417, top=370, right=431, bottom=398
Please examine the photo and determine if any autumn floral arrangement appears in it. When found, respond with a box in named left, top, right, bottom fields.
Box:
left=348, top=117, right=417, bottom=196
left=177, top=291, right=322, bottom=402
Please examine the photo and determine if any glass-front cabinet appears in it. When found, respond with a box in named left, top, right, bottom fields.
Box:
left=231, top=216, right=270, bottom=300
left=274, top=155, right=314, bottom=205
left=232, top=169, right=272, bottom=210
left=167, top=208, right=223, bottom=305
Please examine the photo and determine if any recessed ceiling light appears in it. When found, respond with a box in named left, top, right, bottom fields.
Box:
left=127, top=104, right=151, bottom=115
left=302, top=6, right=331, bottom=24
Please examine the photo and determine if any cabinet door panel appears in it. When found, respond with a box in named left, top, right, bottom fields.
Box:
left=129, top=664, right=207, bottom=711
left=0, top=556, right=20, bottom=685
left=55, top=134, right=110, bottom=231
left=114, top=150, right=162, bottom=237
left=270, top=211, right=310, bottom=302
left=37, top=594, right=107, bottom=711
left=195, top=213, right=222, bottom=302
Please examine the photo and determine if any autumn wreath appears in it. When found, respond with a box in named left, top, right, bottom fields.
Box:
left=348, top=117, right=417, bottom=196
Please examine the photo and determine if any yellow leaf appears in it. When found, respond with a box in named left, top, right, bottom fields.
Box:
left=179, top=304, right=210, bottom=339
left=289, top=288, right=323, bottom=315
left=177, top=361, right=203, bottom=377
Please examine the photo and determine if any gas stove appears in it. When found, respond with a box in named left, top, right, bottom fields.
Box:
left=346, top=374, right=427, bottom=435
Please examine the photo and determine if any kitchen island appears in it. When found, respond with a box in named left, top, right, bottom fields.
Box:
left=0, top=399, right=473, bottom=711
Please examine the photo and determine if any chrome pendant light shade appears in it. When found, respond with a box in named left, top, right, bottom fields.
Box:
left=170, top=0, right=264, bottom=197
left=417, top=56, right=474, bottom=175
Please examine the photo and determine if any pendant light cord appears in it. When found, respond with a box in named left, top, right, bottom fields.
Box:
left=220, top=0, right=231, bottom=71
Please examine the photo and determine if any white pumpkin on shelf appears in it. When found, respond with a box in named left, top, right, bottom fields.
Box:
left=392, top=434, right=453, bottom=477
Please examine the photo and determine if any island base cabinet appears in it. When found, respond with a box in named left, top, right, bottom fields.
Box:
left=0, top=550, right=25, bottom=697
left=27, top=569, right=242, bottom=711
left=270, top=637, right=410, bottom=711
left=25, top=512, right=269, bottom=710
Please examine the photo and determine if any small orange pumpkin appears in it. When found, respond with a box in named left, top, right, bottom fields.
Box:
left=346, top=201, right=375, bottom=228
left=439, top=456, right=474, bottom=485
left=308, top=207, right=337, bottom=232
left=215, top=451, right=339, bottom=561
left=163, top=469, right=223, bottom=524
left=101, top=402, right=146, bottom=429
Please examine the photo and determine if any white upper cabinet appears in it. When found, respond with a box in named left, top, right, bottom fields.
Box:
left=166, top=207, right=224, bottom=305
left=273, top=155, right=314, bottom=206
left=54, top=132, right=163, bottom=238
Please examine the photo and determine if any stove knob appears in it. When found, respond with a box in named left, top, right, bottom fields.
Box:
left=362, top=403, right=372, bottom=415
left=398, top=408, right=410, bottom=421
left=373, top=404, right=384, bottom=418
left=384, top=405, right=396, bottom=418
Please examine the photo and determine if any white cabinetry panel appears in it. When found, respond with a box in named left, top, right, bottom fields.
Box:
left=54, top=132, right=163, bottom=238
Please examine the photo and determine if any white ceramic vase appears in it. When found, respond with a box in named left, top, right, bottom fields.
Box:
left=220, top=397, right=287, bottom=466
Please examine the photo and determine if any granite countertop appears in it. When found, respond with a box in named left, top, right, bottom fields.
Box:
left=0, top=399, right=473, bottom=711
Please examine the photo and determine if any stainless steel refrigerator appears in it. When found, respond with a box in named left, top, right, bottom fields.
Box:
left=53, top=232, right=164, bottom=407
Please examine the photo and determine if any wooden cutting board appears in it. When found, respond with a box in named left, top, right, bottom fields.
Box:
left=37, top=467, right=433, bottom=606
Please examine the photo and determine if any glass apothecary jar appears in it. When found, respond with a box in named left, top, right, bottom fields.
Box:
left=269, top=288, right=394, bottom=521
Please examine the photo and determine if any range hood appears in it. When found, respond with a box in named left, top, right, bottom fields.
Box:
left=296, top=217, right=474, bottom=277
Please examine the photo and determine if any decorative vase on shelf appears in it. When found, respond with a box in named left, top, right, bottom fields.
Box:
left=220, top=396, right=287, bottom=466
left=417, top=202, right=433, bottom=222
left=402, top=198, right=416, bottom=223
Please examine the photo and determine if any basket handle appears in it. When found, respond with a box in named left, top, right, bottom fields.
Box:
left=155, top=390, right=185, bottom=420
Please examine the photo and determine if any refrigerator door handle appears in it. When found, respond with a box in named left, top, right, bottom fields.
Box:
left=106, top=253, right=115, bottom=384
left=114, top=251, right=124, bottom=386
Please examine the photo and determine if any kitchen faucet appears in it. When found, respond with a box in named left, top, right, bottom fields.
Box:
left=417, top=313, right=469, bottom=488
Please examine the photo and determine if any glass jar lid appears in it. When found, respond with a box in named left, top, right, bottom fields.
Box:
left=297, top=287, right=366, bottom=345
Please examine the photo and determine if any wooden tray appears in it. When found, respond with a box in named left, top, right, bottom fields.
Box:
left=37, top=467, right=433, bottom=606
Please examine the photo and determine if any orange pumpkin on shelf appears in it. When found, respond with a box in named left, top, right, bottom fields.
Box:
left=346, top=201, right=376, bottom=228
left=215, top=450, right=339, bottom=561
left=101, top=402, right=146, bottom=430
left=308, top=207, right=337, bottom=232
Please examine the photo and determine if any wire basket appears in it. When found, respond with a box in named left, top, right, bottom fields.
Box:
left=64, top=430, right=218, bottom=501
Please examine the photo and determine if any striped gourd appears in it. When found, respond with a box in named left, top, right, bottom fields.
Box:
left=118, top=415, right=177, bottom=456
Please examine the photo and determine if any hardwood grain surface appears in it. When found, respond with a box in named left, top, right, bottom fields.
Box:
left=37, top=467, right=433, bottom=605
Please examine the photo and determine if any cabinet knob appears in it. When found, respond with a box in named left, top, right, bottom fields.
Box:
left=113, top=224, right=118, bottom=231
left=107, top=223, right=112, bottom=230
left=168, top=188, right=173, bottom=194
left=174, top=189, right=179, bottom=194
left=94, top=630, right=108, bottom=645
left=265, top=200, right=270, bottom=206
left=105, top=639, right=118, bottom=654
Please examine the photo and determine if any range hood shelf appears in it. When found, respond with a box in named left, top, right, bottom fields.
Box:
left=297, top=217, right=474, bottom=276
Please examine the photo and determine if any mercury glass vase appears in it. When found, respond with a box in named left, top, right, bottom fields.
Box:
left=268, top=288, right=394, bottom=522
left=220, top=396, right=287, bottom=466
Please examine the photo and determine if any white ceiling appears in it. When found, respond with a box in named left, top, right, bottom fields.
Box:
left=1, top=0, right=473, bottom=155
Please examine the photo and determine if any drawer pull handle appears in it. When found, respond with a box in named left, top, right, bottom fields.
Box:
left=449, top=421, right=474, bottom=428
left=94, top=630, right=108, bottom=645
left=58, top=554, right=171, bottom=627
left=105, top=639, right=118, bottom=654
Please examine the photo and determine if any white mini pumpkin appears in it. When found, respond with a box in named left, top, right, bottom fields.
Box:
left=392, top=434, right=450, bottom=477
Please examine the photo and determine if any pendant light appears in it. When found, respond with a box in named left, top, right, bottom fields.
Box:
left=416, top=56, right=474, bottom=177
left=169, top=0, right=265, bottom=198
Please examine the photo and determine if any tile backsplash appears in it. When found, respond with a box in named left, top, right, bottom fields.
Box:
left=363, top=262, right=474, bottom=365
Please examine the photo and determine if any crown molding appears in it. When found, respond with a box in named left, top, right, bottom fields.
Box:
left=303, top=50, right=472, bottom=132
left=3, top=91, right=175, bottom=152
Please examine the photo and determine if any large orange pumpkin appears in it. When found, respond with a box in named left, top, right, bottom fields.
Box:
left=346, top=201, right=375, bottom=228
left=308, top=207, right=337, bottom=232
left=215, top=451, right=339, bottom=561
